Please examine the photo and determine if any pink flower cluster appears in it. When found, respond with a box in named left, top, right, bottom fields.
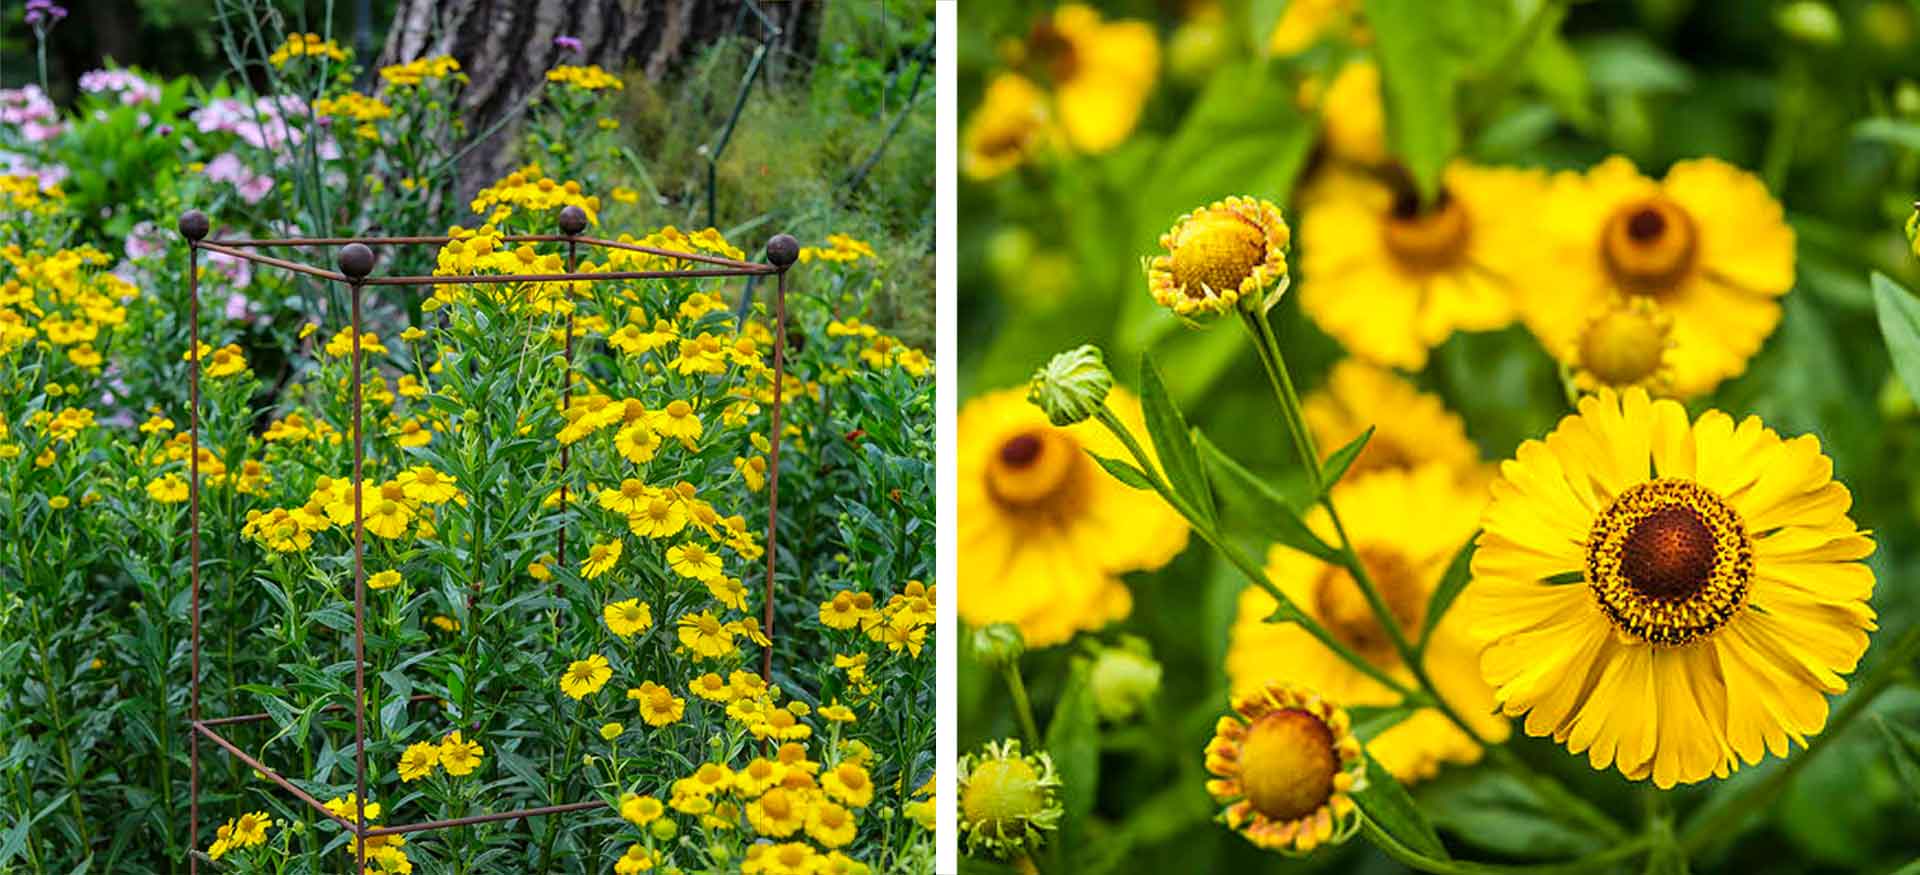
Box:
left=191, top=95, right=311, bottom=152
left=0, top=149, right=68, bottom=188
left=78, top=69, right=162, bottom=106
left=0, top=85, right=65, bottom=143
left=203, top=152, right=275, bottom=204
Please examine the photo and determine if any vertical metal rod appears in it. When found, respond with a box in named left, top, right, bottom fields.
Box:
left=761, top=269, right=787, bottom=683
left=558, top=238, right=576, bottom=583
left=186, top=240, right=201, bottom=875
left=351, top=279, right=369, bottom=871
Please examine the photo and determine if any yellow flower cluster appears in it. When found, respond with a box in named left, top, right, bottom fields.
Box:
left=797, top=234, right=878, bottom=265
left=205, top=811, right=271, bottom=860
left=238, top=465, right=462, bottom=552
left=378, top=54, right=463, bottom=87
left=826, top=318, right=931, bottom=377
left=395, top=729, right=485, bottom=782
left=268, top=32, right=348, bottom=67
left=1, top=174, right=63, bottom=214
left=547, top=63, right=624, bottom=91
left=313, top=91, right=392, bottom=140
left=1, top=245, right=134, bottom=377
left=466, top=164, right=602, bottom=234
left=322, top=794, right=409, bottom=873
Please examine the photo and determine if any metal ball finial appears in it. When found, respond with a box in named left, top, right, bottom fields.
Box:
left=338, top=243, right=376, bottom=280
left=178, top=210, right=210, bottom=241
left=557, top=205, right=588, bottom=236
left=766, top=233, right=799, bottom=268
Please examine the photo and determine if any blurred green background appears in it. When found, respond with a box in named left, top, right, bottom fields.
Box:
left=958, top=0, right=1920, bottom=872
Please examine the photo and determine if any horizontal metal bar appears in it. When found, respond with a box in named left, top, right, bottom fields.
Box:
left=192, top=722, right=364, bottom=835
left=198, top=694, right=441, bottom=728
left=195, top=242, right=351, bottom=284
left=361, top=267, right=770, bottom=287
left=207, top=235, right=772, bottom=272
left=364, top=799, right=608, bottom=837
left=572, top=235, right=769, bottom=271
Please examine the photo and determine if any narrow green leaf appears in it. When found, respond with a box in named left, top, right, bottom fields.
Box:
left=1418, top=539, right=1477, bottom=649
left=1853, top=118, right=1920, bottom=151
left=1139, top=354, right=1215, bottom=524
left=1875, top=715, right=1920, bottom=808
left=1354, top=755, right=1450, bottom=860
left=1873, top=273, right=1920, bottom=406
left=1365, top=0, right=1462, bottom=200
left=1087, top=451, right=1154, bottom=491
left=1348, top=705, right=1414, bottom=742
left=1319, top=426, right=1374, bottom=494
left=1195, top=429, right=1338, bottom=561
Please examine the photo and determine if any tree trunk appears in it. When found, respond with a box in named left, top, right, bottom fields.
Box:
left=378, top=0, right=821, bottom=196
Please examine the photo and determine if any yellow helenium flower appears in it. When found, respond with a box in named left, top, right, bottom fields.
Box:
left=667, top=541, right=724, bottom=580
left=439, top=731, right=484, bottom=776
left=1146, top=196, right=1290, bottom=319
left=1204, top=683, right=1366, bottom=854
left=821, top=761, right=873, bottom=808
left=598, top=478, right=652, bottom=515
left=806, top=800, right=858, bottom=848
left=627, top=494, right=688, bottom=539
left=1460, top=388, right=1875, bottom=788
left=746, top=787, right=807, bottom=837
left=1022, top=4, right=1159, bottom=154
left=962, top=73, right=1053, bottom=180
left=603, top=598, right=653, bottom=638
left=560, top=654, right=613, bottom=699
left=1519, top=156, right=1794, bottom=398
left=1314, top=59, right=1387, bottom=167
left=958, top=387, right=1187, bottom=646
left=367, top=570, right=401, bottom=591
left=397, top=741, right=439, bottom=782
left=1297, top=162, right=1544, bottom=369
left=620, top=793, right=664, bottom=825
left=677, top=611, right=737, bottom=659
left=1226, top=465, right=1509, bottom=782
left=1301, top=360, right=1483, bottom=484
left=581, top=538, right=623, bottom=579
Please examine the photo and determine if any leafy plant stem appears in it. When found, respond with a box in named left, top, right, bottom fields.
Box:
left=1485, top=746, right=1629, bottom=842
left=1677, top=622, right=1920, bottom=855
left=1091, top=407, right=1418, bottom=698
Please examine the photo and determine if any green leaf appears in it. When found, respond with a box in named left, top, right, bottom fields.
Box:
left=1873, top=273, right=1920, bottom=407
left=1365, top=0, right=1463, bottom=200
left=1087, top=451, right=1154, bottom=491
left=1853, top=118, right=1920, bottom=152
left=1348, top=705, right=1414, bottom=742
left=1354, top=755, right=1450, bottom=860
left=1418, top=769, right=1608, bottom=859
left=1045, top=662, right=1101, bottom=872
left=1194, top=429, right=1338, bottom=560
left=1139, top=354, right=1215, bottom=524
left=1418, top=539, right=1477, bottom=649
left=1318, top=426, right=1374, bottom=494
left=1875, top=715, right=1920, bottom=809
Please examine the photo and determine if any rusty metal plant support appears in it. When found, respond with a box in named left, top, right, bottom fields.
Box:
left=176, top=206, right=799, bottom=871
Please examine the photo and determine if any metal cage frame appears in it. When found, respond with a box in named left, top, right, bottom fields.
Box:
left=176, top=206, right=799, bottom=871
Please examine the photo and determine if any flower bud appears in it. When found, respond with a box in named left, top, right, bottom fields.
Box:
left=1026, top=345, right=1113, bottom=426
left=1086, top=637, right=1163, bottom=722
left=971, top=623, right=1027, bottom=669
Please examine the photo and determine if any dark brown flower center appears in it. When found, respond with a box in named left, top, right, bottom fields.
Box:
left=1619, top=505, right=1715, bottom=602
left=988, top=429, right=1083, bottom=509
left=999, top=433, right=1043, bottom=467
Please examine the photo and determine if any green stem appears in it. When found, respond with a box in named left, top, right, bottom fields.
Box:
left=1003, top=660, right=1043, bottom=748
left=1677, top=623, right=1920, bottom=855
left=1093, top=408, right=1419, bottom=699
left=1238, top=310, right=1322, bottom=492
left=1360, top=816, right=1652, bottom=875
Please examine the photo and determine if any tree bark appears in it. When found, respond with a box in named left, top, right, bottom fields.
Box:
left=377, top=0, right=821, bottom=195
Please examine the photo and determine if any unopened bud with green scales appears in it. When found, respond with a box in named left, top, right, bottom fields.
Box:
left=971, top=623, right=1027, bottom=670
left=1085, top=636, right=1163, bottom=723
left=1027, top=345, right=1113, bottom=426
left=1908, top=202, right=1920, bottom=260
left=958, top=739, right=1064, bottom=859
